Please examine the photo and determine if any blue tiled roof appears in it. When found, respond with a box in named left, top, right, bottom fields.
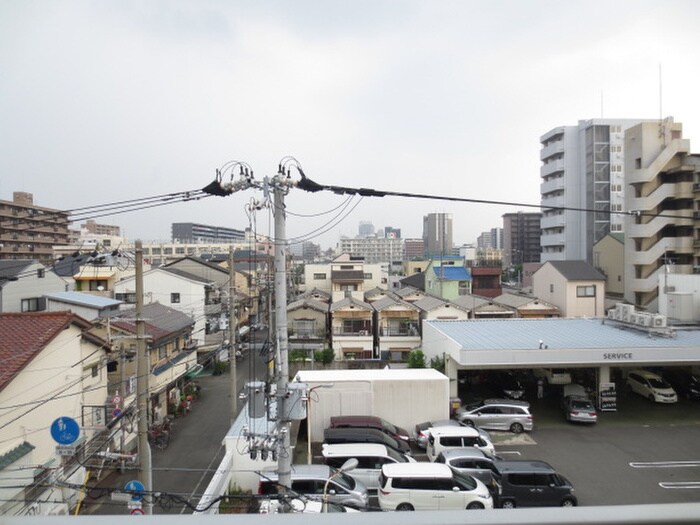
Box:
left=433, top=267, right=471, bottom=280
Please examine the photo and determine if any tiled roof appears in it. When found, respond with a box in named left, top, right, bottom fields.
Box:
left=0, top=312, right=91, bottom=392
left=297, top=288, right=331, bottom=303
left=394, top=286, right=422, bottom=298
left=330, top=296, right=373, bottom=312
left=0, top=259, right=34, bottom=279
left=287, top=298, right=329, bottom=313
left=413, top=295, right=447, bottom=311
left=371, top=296, right=419, bottom=312
left=109, top=303, right=194, bottom=342
left=399, top=272, right=425, bottom=290
left=0, top=441, right=35, bottom=471
left=160, top=267, right=213, bottom=284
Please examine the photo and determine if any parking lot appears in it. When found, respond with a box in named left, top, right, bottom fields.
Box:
left=450, top=374, right=700, bottom=506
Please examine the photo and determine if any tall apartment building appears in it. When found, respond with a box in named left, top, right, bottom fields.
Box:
left=404, top=238, right=425, bottom=260
left=358, top=221, right=375, bottom=238
left=336, top=236, right=404, bottom=264
left=540, top=118, right=658, bottom=263
left=502, top=212, right=542, bottom=267
left=171, top=222, right=245, bottom=243
left=423, top=213, right=453, bottom=257
left=0, top=192, right=70, bottom=266
left=477, top=228, right=503, bottom=250
left=623, top=118, right=699, bottom=310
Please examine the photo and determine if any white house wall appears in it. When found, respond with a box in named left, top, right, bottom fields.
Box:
left=0, top=265, right=66, bottom=312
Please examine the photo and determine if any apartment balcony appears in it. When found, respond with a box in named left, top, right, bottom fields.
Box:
left=540, top=214, right=565, bottom=229
left=693, top=182, right=700, bottom=193
left=540, top=177, right=565, bottom=196
left=379, top=323, right=420, bottom=337
left=540, top=159, right=565, bottom=178
left=626, top=212, right=693, bottom=239
left=288, top=327, right=327, bottom=339
left=626, top=139, right=690, bottom=184
left=540, top=233, right=566, bottom=247
left=540, top=141, right=564, bottom=161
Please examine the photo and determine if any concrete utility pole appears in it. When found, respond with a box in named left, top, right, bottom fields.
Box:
left=273, top=172, right=292, bottom=491
left=135, top=240, right=153, bottom=514
left=229, top=246, right=238, bottom=424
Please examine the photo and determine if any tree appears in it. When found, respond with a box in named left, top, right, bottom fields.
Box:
left=407, top=349, right=426, bottom=368
left=430, top=355, right=445, bottom=374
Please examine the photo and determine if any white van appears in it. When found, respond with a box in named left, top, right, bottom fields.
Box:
left=426, top=426, right=496, bottom=462
left=378, top=462, right=493, bottom=511
left=321, top=443, right=415, bottom=492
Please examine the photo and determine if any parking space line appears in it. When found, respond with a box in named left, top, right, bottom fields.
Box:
left=629, top=461, right=700, bottom=468
left=497, top=451, right=522, bottom=456
left=659, top=482, right=700, bottom=489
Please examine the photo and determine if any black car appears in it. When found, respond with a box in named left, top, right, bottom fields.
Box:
left=662, top=369, right=700, bottom=400
left=488, top=372, right=525, bottom=400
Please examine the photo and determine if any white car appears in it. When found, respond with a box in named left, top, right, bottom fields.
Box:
left=627, top=369, right=678, bottom=403
left=259, top=498, right=359, bottom=513
left=426, top=426, right=496, bottom=462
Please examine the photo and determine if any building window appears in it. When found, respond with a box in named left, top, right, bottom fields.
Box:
left=115, top=292, right=137, bottom=304
left=549, top=284, right=554, bottom=293
left=313, top=273, right=326, bottom=280
left=37, top=269, right=45, bottom=278
left=577, top=285, right=596, bottom=297
left=610, top=224, right=623, bottom=232
left=159, top=346, right=167, bottom=359
left=363, top=273, right=372, bottom=279
left=21, top=298, right=41, bottom=312
left=171, top=293, right=181, bottom=304
left=89, top=280, right=108, bottom=291
left=91, top=365, right=99, bottom=378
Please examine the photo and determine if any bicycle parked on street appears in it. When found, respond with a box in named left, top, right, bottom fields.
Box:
left=148, top=417, right=172, bottom=450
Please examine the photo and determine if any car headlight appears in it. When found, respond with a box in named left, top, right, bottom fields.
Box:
left=478, top=493, right=491, bottom=499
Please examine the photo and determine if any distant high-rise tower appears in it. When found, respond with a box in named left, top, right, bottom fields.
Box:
left=358, top=221, right=375, bottom=238
left=540, top=118, right=659, bottom=263
left=503, top=212, right=541, bottom=267
left=423, top=213, right=453, bottom=257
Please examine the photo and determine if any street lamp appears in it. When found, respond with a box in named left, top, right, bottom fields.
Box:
left=306, top=383, right=334, bottom=464
left=322, top=458, right=358, bottom=513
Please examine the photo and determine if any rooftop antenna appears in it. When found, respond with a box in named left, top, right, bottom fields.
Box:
left=659, top=63, right=666, bottom=144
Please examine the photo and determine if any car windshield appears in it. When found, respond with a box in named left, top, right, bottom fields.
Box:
left=450, top=467, right=477, bottom=490
left=330, top=469, right=356, bottom=490
left=380, top=419, right=399, bottom=434
left=386, top=447, right=409, bottom=463
left=570, top=399, right=593, bottom=410
left=648, top=377, right=671, bottom=389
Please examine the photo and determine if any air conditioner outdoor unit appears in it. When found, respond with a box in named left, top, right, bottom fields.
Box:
left=607, top=310, right=617, bottom=320
left=636, top=314, right=652, bottom=327
left=619, top=304, right=635, bottom=322
left=652, top=315, right=667, bottom=328
left=628, top=314, right=639, bottom=325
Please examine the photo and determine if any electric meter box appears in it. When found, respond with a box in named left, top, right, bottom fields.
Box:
left=284, top=382, right=307, bottom=421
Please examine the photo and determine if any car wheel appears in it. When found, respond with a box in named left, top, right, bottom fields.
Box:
left=396, top=503, right=414, bottom=511
left=500, top=499, right=516, bottom=509
left=561, top=498, right=576, bottom=507
left=463, top=419, right=475, bottom=428
left=510, top=422, right=524, bottom=434
left=467, top=502, right=484, bottom=510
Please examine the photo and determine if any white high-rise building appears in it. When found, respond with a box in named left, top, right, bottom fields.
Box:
left=539, top=118, right=658, bottom=263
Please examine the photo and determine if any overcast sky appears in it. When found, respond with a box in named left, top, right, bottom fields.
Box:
left=2, top=1, right=700, bottom=250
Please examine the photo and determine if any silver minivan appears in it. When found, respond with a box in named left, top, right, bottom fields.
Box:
left=258, top=464, right=369, bottom=509
left=322, top=443, right=415, bottom=492
left=434, top=448, right=502, bottom=497
left=456, top=399, right=533, bottom=434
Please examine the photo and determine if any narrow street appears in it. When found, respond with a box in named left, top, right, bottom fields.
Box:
left=84, top=361, right=250, bottom=515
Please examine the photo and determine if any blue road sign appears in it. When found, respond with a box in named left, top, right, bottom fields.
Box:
left=125, top=480, right=145, bottom=501
left=50, top=417, right=80, bottom=445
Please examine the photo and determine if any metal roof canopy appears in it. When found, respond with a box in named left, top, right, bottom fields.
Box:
left=422, top=318, right=700, bottom=369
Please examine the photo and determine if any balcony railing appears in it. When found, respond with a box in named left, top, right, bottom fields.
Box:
left=288, top=327, right=326, bottom=338
left=379, top=325, right=420, bottom=337
left=333, top=328, right=372, bottom=336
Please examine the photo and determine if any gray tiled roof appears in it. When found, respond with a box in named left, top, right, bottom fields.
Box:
left=412, top=295, right=447, bottom=311
left=0, top=441, right=35, bottom=471
left=330, top=296, right=373, bottom=312
left=0, top=260, right=34, bottom=279
left=287, top=297, right=329, bottom=313
left=371, top=296, right=419, bottom=312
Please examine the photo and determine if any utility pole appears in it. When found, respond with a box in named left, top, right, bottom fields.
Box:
left=229, top=246, right=238, bottom=424
left=135, top=240, right=152, bottom=515
left=273, top=172, right=292, bottom=491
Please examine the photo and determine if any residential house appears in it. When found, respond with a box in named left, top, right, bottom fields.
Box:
left=0, top=312, right=110, bottom=516
left=44, top=291, right=122, bottom=320
left=452, top=293, right=516, bottom=319
left=413, top=295, right=471, bottom=322
left=113, top=267, right=216, bottom=347
left=493, top=292, right=561, bottom=318
left=532, top=261, right=606, bottom=317
left=303, top=254, right=388, bottom=301
left=0, top=260, right=66, bottom=312
left=424, top=256, right=471, bottom=300
left=593, top=233, right=625, bottom=298
left=106, top=303, right=197, bottom=425
left=330, top=296, right=374, bottom=359
left=371, top=295, right=421, bottom=361
left=469, top=262, right=502, bottom=298
left=287, top=297, right=329, bottom=356
left=394, top=285, right=427, bottom=303
left=66, top=252, right=140, bottom=296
